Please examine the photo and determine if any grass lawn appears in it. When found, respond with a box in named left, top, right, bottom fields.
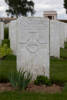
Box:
left=0, top=55, right=16, bottom=82
left=50, top=43, right=67, bottom=83
left=0, top=91, right=67, bottom=100
left=50, top=57, right=67, bottom=83
left=0, top=43, right=67, bottom=99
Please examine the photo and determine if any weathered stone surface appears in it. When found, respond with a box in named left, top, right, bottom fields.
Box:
left=0, top=22, right=4, bottom=45
left=9, top=21, right=17, bottom=55
left=17, top=17, right=50, bottom=79
left=50, top=20, right=60, bottom=58
left=64, top=23, right=67, bottom=42
left=58, top=21, right=64, bottom=48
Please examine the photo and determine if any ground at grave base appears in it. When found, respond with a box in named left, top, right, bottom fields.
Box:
left=0, top=82, right=63, bottom=93
left=0, top=43, right=67, bottom=99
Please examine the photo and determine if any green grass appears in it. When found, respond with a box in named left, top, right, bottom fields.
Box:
left=0, top=91, right=67, bottom=100
left=50, top=57, right=67, bottom=84
left=60, top=48, right=67, bottom=59
left=64, top=42, right=67, bottom=49
left=0, top=55, right=16, bottom=82
left=50, top=43, right=67, bottom=83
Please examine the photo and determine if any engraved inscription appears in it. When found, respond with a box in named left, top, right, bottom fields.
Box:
left=26, top=38, right=39, bottom=53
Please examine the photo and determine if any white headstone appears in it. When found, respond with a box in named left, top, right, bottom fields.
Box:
left=59, top=22, right=64, bottom=48
left=64, top=23, right=67, bottom=42
left=0, top=22, right=4, bottom=45
left=50, top=20, right=60, bottom=58
left=17, top=17, right=50, bottom=79
left=9, top=21, right=17, bottom=55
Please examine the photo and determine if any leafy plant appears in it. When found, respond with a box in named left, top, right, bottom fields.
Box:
left=2, top=39, right=10, bottom=48
left=9, top=70, right=32, bottom=90
left=0, top=44, right=12, bottom=59
left=34, top=75, right=52, bottom=86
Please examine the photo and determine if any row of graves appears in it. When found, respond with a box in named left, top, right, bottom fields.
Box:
left=0, top=22, right=4, bottom=45
left=0, top=16, right=67, bottom=79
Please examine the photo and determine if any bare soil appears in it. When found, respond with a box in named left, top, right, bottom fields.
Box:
left=0, top=83, right=15, bottom=92
left=0, top=83, right=63, bottom=93
left=27, top=83, right=63, bottom=93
